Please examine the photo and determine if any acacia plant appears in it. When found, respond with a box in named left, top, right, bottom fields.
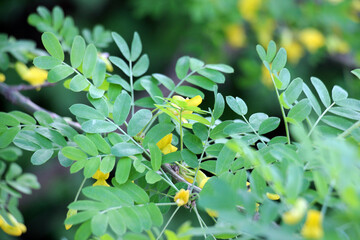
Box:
left=0, top=6, right=360, bottom=240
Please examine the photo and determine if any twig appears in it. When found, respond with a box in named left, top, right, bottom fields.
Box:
left=0, top=82, right=81, bottom=131
left=10, top=82, right=56, bottom=91
left=162, top=164, right=202, bottom=193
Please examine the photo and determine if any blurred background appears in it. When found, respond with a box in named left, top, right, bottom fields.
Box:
left=0, top=0, right=359, bottom=239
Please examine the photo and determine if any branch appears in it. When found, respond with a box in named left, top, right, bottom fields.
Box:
left=9, top=82, right=56, bottom=91
left=0, top=82, right=82, bottom=131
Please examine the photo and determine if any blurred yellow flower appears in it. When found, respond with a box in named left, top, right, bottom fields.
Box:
left=174, top=189, right=190, bottom=206
left=261, top=65, right=273, bottom=88
left=282, top=198, right=308, bottom=225
left=65, top=209, right=77, bottom=230
left=99, top=52, right=113, bottom=72
left=326, top=35, right=350, bottom=54
left=225, top=24, right=246, bottom=48
left=92, top=169, right=110, bottom=187
left=281, top=30, right=304, bottom=64
left=238, top=0, right=262, bottom=22
left=0, top=213, right=26, bottom=236
left=266, top=192, right=280, bottom=200
left=253, top=19, right=275, bottom=47
left=156, top=133, right=178, bottom=155
left=205, top=208, right=218, bottom=218
left=299, top=29, right=325, bottom=53
left=0, top=73, right=5, bottom=82
left=301, top=210, right=324, bottom=239
left=199, top=177, right=209, bottom=189
left=15, top=62, right=48, bottom=86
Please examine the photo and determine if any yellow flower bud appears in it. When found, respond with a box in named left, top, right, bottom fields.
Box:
left=156, top=134, right=178, bottom=155
left=266, top=192, right=280, bottom=200
left=282, top=198, right=308, bottom=225
left=174, top=189, right=190, bottom=207
left=15, top=62, right=48, bottom=86
left=92, top=169, right=110, bottom=187
left=0, top=213, right=26, bottom=236
left=0, top=73, right=5, bottom=82
left=205, top=208, right=218, bottom=218
left=301, top=210, right=324, bottom=239
left=65, top=209, right=78, bottom=230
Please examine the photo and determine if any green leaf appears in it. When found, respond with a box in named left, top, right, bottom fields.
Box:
left=332, top=85, right=348, bottom=102
left=65, top=211, right=97, bottom=225
left=71, top=36, right=86, bottom=68
left=0, top=112, right=20, bottom=126
left=115, top=157, right=132, bottom=184
left=47, top=65, right=74, bottom=83
left=70, top=74, right=89, bottom=92
left=183, top=133, right=203, bottom=154
left=118, top=181, right=149, bottom=204
left=192, top=123, right=208, bottom=141
left=83, top=44, right=98, bottom=78
left=175, top=86, right=204, bottom=99
left=185, top=75, right=216, bottom=91
left=9, top=111, right=36, bottom=125
left=127, top=109, right=152, bottom=136
left=149, top=144, right=162, bottom=171
left=107, top=75, right=131, bottom=91
left=337, top=98, right=360, bottom=112
left=140, top=78, right=163, bottom=103
left=250, top=168, right=266, bottom=199
left=181, top=149, right=198, bottom=168
left=182, top=114, right=210, bottom=125
left=209, top=120, right=232, bottom=139
left=87, top=133, right=111, bottom=154
left=62, top=147, right=87, bottom=161
left=34, top=111, right=53, bottom=126
left=287, top=99, right=312, bottom=123
left=329, top=107, right=360, bottom=121
left=74, top=135, right=98, bottom=156
left=351, top=68, right=360, bottom=79
left=303, top=83, right=321, bottom=116
left=113, top=91, right=131, bottom=126
left=142, top=123, right=175, bottom=147
left=112, top=32, right=130, bottom=60
left=130, top=32, right=142, bottom=61
left=74, top=221, right=92, bottom=240
left=89, top=85, right=105, bottom=99
left=84, top=156, right=100, bottom=178
left=213, top=93, right=225, bottom=120
left=81, top=120, right=116, bottom=133
left=133, top=54, right=149, bottom=77
left=111, top=143, right=143, bottom=157
left=153, top=73, right=175, bottom=91
left=147, top=203, right=163, bottom=227
left=206, top=64, right=234, bottom=73
left=100, top=156, right=115, bottom=173
left=311, top=77, right=331, bottom=107
left=145, top=170, right=162, bottom=184
left=197, top=68, right=225, bottom=83
left=272, top=48, right=287, bottom=72
left=258, top=117, right=280, bottom=135
left=52, top=6, right=64, bottom=31
left=278, top=68, right=290, bottom=90
left=92, top=59, right=106, bottom=87
left=109, top=57, right=130, bottom=76
left=215, top=145, right=236, bottom=175
left=256, top=44, right=266, bottom=61
left=265, top=40, right=276, bottom=62
left=108, top=210, right=126, bottom=235
left=0, top=147, right=21, bottom=162
left=31, top=149, right=54, bottom=165
left=175, top=56, right=190, bottom=79
left=33, top=56, right=62, bottom=69
left=283, top=77, right=303, bottom=105
left=41, top=32, right=64, bottom=61
left=189, top=57, right=205, bottom=71
left=69, top=104, right=104, bottom=120
left=285, top=165, right=303, bottom=200
left=226, top=96, right=247, bottom=116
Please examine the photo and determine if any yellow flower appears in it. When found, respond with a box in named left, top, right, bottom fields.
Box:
left=225, top=24, right=246, bottom=48
left=261, top=65, right=272, bottom=88
left=174, top=189, right=190, bottom=206
left=301, top=210, right=324, bottom=239
left=99, top=52, right=113, bottom=72
left=156, top=134, right=178, bottom=155
left=326, top=35, right=350, bottom=54
left=92, top=169, right=110, bottom=187
left=205, top=208, right=218, bottom=218
left=299, top=29, right=325, bottom=53
left=15, top=62, right=48, bottom=86
left=266, top=192, right=280, bottom=200
left=281, top=30, right=304, bottom=64
left=199, top=177, right=209, bottom=189
left=238, top=0, right=262, bottom=22
left=0, top=213, right=26, bottom=236
left=253, top=19, right=275, bottom=47
left=65, top=209, right=77, bottom=230
left=0, top=73, right=5, bottom=82
left=282, top=198, right=308, bottom=225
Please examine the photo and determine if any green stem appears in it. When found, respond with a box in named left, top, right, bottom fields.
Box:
left=241, top=115, right=267, bottom=145
left=179, top=110, right=184, bottom=151
left=338, top=119, right=360, bottom=138
left=74, top=178, right=87, bottom=202
left=193, top=206, right=216, bottom=240
left=308, top=102, right=335, bottom=137
left=129, top=60, right=135, bottom=117
left=156, top=206, right=180, bottom=240
left=269, top=70, right=291, bottom=144
left=167, top=69, right=199, bottom=98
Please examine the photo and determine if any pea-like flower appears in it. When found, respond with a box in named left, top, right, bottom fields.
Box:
left=15, top=62, right=48, bottom=86
left=171, top=95, right=202, bottom=123
left=301, top=210, right=324, bottom=239
left=282, top=198, right=308, bottom=225
left=266, top=192, right=280, bottom=200
left=174, top=189, right=190, bottom=207
left=65, top=209, right=78, bottom=230
left=299, top=28, right=325, bottom=53
left=225, top=24, right=246, bottom=48
left=0, top=213, right=26, bottom=236
left=156, top=133, right=178, bottom=155
left=92, top=169, right=110, bottom=187
left=0, top=73, right=5, bottom=83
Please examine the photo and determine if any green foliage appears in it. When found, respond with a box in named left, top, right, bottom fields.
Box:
left=0, top=5, right=359, bottom=240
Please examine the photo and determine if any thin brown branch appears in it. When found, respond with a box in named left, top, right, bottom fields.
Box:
left=0, top=82, right=82, bottom=131
left=10, top=82, right=56, bottom=91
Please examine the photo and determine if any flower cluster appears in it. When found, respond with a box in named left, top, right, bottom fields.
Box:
left=0, top=213, right=26, bottom=236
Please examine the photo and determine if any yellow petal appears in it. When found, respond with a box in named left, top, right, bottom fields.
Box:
left=15, top=62, right=29, bottom=79
left=93, top=179, right=110, bottom=187
left=92, top=169, right=110, bottom=180
left=23, top=67, right=48, bottom=86
left=199, top=177, right=209, bottom=189
left=186, top=95, right=202, bottom=107
left=299, top=28, right=325, bottom=53
left=301, top=210, right=324, bottom=239
left=65, top=209, right=78, bottom=230
left=205, top=208, right=218, bottom=218
left=282, top=198, right=308, bottom=225
left=156, top=134, right=173, bottom=150
left=266, top=192, right=280, bottom=200
left=0, top=73, right=5, bottom=82
left=225, top=24, right=246, bottom=48
left=174, top=189, right=190, bottom=206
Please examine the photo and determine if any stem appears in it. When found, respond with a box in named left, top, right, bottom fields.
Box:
left=268, top=71, right=291, bottom=144
left=74, top=178, right=87, bottom=202
left=129, top=60, right=135, bottom=117
left=308, top=102, right=336, bottom=137
left=241, top=115, right=267, bottom=145
left=321, top=180, right=335, bottom=216
left=179, top=110, right=184, bottom=151
left=167, top=69, right=199, bottom=98
left=156, top=206, right=180, bottom=240
left=338, top=119, right=360, bottom=138
left=193, top=206, right=216, bottom=240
